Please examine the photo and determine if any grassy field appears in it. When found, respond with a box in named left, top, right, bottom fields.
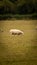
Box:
left=0, top=20, right=37, bottom=65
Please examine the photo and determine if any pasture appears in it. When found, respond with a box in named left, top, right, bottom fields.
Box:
left=0, top=20, right=37, bottom=65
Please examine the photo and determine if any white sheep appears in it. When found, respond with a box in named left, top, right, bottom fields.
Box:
left=9, top=29, right=24, bottom=35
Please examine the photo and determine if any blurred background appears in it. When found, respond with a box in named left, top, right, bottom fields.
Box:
left=0, top=0, right=37, bottom=20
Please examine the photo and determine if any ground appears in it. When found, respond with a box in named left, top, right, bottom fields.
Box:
left=0, top=20, right=37, bottom=65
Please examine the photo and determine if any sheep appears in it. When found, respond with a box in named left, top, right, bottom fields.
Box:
left=9, top=29, right=24, bottom=35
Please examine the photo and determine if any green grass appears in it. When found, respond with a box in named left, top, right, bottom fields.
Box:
left=0, top=20, right=37, bottom=65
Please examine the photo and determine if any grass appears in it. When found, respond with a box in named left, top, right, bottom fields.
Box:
left=0, top=20, right=37, bottom=65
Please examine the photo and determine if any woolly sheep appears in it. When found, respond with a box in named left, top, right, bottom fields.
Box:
left=9, top=29, right=24, bottom=35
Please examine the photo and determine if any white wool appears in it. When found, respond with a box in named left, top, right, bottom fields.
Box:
left=9, top=29, right=24, bottom=34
